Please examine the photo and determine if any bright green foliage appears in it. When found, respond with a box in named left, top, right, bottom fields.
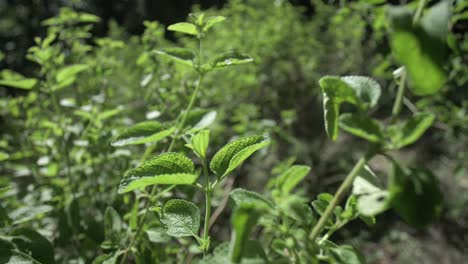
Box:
left=210, top=135, right=270, bottom=178
left=160, top=199, right=201, bottom=238
left=319, top=76, right=381, bottom=140
left=0, top=70, right=38, bottom=90
left=387, top=113, right=435, bottom=148
left=0, top=151, right=9, bottom=161
left=229, top=188, right=273, bottom=209
left=168, top=22, right=199, bottom=36
left=339, top=114, right=383, bottom=143
left=389, top=163, right=442, bottom=227
left=0, top=249, right=42, bottom=264
left=207, top=51, right=254, bottom=70
left=118, top=153, right=198, bottom=193
left=186, top=129, right=210, bottom=159
left=153, top=48, right=196, bottom=67
left=53, top=64, right=89, bottom=91
left=276, top=165, right=311, bottom=195
left=387, top=1, right=451, bottom=95
left=203, top=16, right=226, bottom=32
left=111, top=121, right=175, bottom=147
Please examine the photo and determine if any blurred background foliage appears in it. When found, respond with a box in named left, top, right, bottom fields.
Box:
left=0, top=0, right=467, bottom=263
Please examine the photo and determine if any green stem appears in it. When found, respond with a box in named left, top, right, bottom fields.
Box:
left=202, top=157, right=212, bottom=256
left=391, top=67, right=407, bottom=120
left=309, top=154, right=372, bottom=241
left=413, top=0, right=428, bottom=25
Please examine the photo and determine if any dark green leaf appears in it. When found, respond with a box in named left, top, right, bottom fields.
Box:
left=210, top=135, right=270, bottom=177
left=11, top=228, right=55, bottom=264
left=277, top=165, right=311, bottom=194
left=229, top=189, right=273, bottom=209
left=339, top=113, right=383, bottom=143
left=104, top=207, right=123, bottom=244
left=111, top=121, right=175, bottom=147
left=389, top=163, right=442, bottom=227
left=160, top=199, right=200, bottom=238
left=118, top=152, right=198, bottom=194
left=0, top=249, right=42, bottom=264
left=388, top=113, right=435, bottom=148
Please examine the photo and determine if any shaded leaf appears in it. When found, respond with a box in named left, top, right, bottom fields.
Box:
left=111, top=121, right=175, bottom=147
left=11, top=228, right=55, bottom=264
left=118, top=153, right=198, bottom=194
left=0, top=249, right=42, bottom=264
left=229, top=189, right=273, bottom=209
left=339, top=113, right=383, bottom=143
left=10, top=205, right=53, bottom=225
left=160, top=199, right=200, bottom=237
left=388, top=113, right=435, bottom=148
left=154, top=48, right=195, bottom=67
left=208, top=51, right=254, bottom=69
left=203, top=16, right=226, bottom=32
left=341, top=76, right=382, bottom=108
left=210, top=135, right=270, bottom=177
left=277, top=165, right=311, bottom=194
left=329, top=245, right=366, bottom=264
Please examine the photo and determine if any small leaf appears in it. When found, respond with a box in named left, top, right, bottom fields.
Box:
left=388, top=113, right=435, bottom=148
left=277, top=165, right=311, bottom=194
left=118, top=153, right=198, bottom=194
left=187, top=130, right=210, bottom=159
left=389, top=163, right=442, bottom=227
left=189, top=111, right=217, bottom=133
left=160, top=199, right=200, bottom=237
left=56, top=64, right=89, bottom=83
left=111, top=121, right=175, bottom=147
left=153, top=48, right=195, bottom=67
left=341, top=76, right=382, bottom=108
left=167, top=22, right=198, bottom=36
left=104, top=207, right=123, bottom=245
left=328, top=245, right=366, bottom=264
left=0, top=249, right=42, bottom=264
left=352, top=176, right=389, bottom=216
left=208, top=51, right=254, bottom=69
left=339, top=113, right=383, bottom=143
left=210, top=135, right=270, bottom=177
left=203, top=16, right=226, bottom=32
left=229, top=189, right=273, bottom=209
left=0, top=79, right=38, bottom=90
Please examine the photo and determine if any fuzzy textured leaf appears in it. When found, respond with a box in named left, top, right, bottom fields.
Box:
left=341, top=76, right=382, bottom=108
left=339, top=113, right=383, bottom=143
left=111, top=121, right=175, bottom=147
left=210, top=135, right=269, bottom=177
left=160, top=199, right=200, bottom=237
left=118, top=153, right=197, bottom=194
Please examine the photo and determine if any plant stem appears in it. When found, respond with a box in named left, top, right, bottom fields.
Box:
left=202, top=157, right=212, bottom=256
left=391, top=67, right=407, bottom=120
left=413, top=0, right=428, bottom=25
left=309, top=154, right=372, bottom=242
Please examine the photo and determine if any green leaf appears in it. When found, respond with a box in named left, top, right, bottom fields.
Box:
left=0, top=79, right=38, bottom=90
left=341, top=76, right=382, bottom=108
left=389, top=163, right=442, bottom=227
left=11, top=228, right=55, bottom=264
left=153, top=48, right=195, bottom=67
left=187, top=130, right=210, bottom=159
left=0, top=249, right=42, bottom=264
left=388, top=113, right=435, bottom=148
left=10, top=205, right=53, bottom=225
left=421, top=0, right=452, bottom=42
left=208, top=51, right=254, bottom=70
left=167, top=22, right=199, bottom=36
left=188, top=111, right=217, bottom=133
left=0, top=151, right=9, bottom=161
left=229, top=203, right=265, bottom=263
left=160, top=199, right=200, bottom=238
left=352, top=172, right=389, bottom=217
left=328, top=245, right=366, bottom=264
left=118, top=153, right=198, bottom=194
left=339, top=113, right=383, bottom=143
left=111, top=121, right=175, bottom=147
left=203, top=16, right=226, bottom=32
left=210, top=135, right=270, bottom=177
left=277, top=165, right=311, bottom=194
left=56, top=64, right=89, bottom=83
left=229, top=189, right=273, bottom=209
left=388, top=6, right=448, bottom=95
left=104, top=207, right=123, bottom=245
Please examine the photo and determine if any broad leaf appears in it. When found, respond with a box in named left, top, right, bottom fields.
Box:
left=167, top=22, right=198, bottom=36
left=11, top=228, right=55, bottom=264
left=104, top=207, right=123, bottom=245
left=229, top=189, right=273, bottom=209
left=118, top=153, right=198, bottom=194
left=339, top=113, right=383, bottom=143
left=388, top=6, right=448, bottom=95
left=277, top=165, right=311, bottom=194
left=0, top=249, right=42, bottom=264
left=153, top=48, right=195, bottom=67
left=56, top=64, right=89, bottom=83
left=208, top=51, right=254, bottom=69
left=0, top=79, right=38, bottom=90
left=160, top=199, right=200, bottom=237
left=341, top=76, right=381, bottom=108
left=389, top=163, right=442, bottom=227
left=352, top=172, right=389, bottom=216
left=328, top=245, right=366, bottom=264
left=189, top=111, right=217, bottom=133
left=203, top=16, right=226, bottom=32
left=210, top=135, right=270, bottom=177
left=388, top=113, right=435, bottom=148
left=111, top=121, right=175, bottom=147
left=186, top=130, right=210, bottom=159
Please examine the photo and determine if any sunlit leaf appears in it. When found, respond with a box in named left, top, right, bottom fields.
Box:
left=167, top=22, right=198, bottom=36
left=111, top=121, right=175, bottom=147
left=186, top=130, right=210, bottom=159
left=210, top=135, right=270, bottom=177
left=203, top=16, right=226, bottom=32
left=118, top=153, right=198, bottom=194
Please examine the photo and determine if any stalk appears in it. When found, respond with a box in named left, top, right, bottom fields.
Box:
left=391, top=67, right=407, bottom=120
left=309, top=154, right=371, bottom=241
left=202, top=157, right=212, bottom=256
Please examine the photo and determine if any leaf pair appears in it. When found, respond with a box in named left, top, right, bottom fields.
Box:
left=167, top=15, right=226, bottom=36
